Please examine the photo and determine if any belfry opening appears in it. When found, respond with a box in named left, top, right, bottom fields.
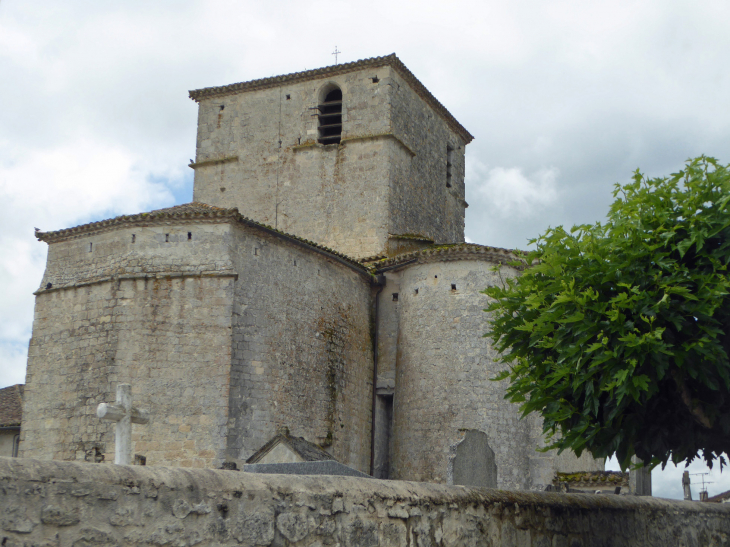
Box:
left=318, top=87, right=343, bottom=144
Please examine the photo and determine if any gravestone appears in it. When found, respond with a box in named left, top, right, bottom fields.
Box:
left=452, top=430, right=497, bottom=488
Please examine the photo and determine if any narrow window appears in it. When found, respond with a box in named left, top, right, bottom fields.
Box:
left=187, top=232, right=192, bottom=240
left=132, top=234, right=136, bottom=243
left=286, top=94, right=291, bottom=100
left=318, top=87, right=342, bottom=145
left=446, top=145, right=454, bottom=188
left=392, top=293, right=399, bottom=302
left=165, top=234, right=169, bottom=243
left=89, top=242, right=93, bottom=252
left=451, top=283, right=457, bottom=291
left=414, top=288, right=419, bottom=295
left=254, top=248, right=259, bottom=256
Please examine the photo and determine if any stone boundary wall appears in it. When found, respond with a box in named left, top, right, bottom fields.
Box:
left=2, top=459, right=729, bottom=547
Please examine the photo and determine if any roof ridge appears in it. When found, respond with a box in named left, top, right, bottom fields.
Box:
left=188, top=54, right=473, bottom=144
left=35, top=203, right=369, bottom=274
left=370, top=242, right=525, bottom=270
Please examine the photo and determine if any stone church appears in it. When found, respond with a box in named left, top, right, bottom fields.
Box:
left=20, top=54, right=602, bottom=490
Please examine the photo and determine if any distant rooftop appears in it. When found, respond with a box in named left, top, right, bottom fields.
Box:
left=189, top=53, right=473, bottom=144
left=246, top=432, right=333, bottom=464
left=0, top=384, right=23, bottom=427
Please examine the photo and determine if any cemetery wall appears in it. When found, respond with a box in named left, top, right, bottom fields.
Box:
left=2, top=457, right=729, bottom=547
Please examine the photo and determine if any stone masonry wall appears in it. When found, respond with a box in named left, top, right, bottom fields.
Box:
left=192, top=67, right=394, bottom=259
left=2, top=458, right=729, bottom=547
left=191, top=64, right=469, bottom=260
left=389, top=69, right=467, bottom=246
left=225, top=224, right=375, bottom=472
left=390, top=258, right=602, bottom=490
left=21, top=223, right=236, bottom=468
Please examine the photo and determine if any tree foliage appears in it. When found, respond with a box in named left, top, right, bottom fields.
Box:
left=485, top=156, right=730, bottom=470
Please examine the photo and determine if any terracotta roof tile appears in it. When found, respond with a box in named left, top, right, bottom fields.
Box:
left=367, top=243, right=525, bottom=271
left=189, top=53, right=473, bottom=144
left=34, top=203, right=369, bottom=275
left=0, top=384, right=23, bottom=427
left=245, top=433, right=333, bottom=464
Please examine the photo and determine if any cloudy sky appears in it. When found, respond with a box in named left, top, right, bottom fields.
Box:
left=1, top=0, right=729, bottom=499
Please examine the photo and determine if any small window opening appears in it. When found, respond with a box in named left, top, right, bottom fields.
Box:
left=434, top=275, right=438, bottom=278
left=318, top=87, right=342, bottom=145
left=220, top=187, right=226, bottom=192
left=392, top=293, right=399, bottom=302
left=446, top=145, right=454, bottom=188
left=165, top=234, right=169, bottom=243
left=132, top=234, right=136, bottom=243
left=187, top=232, right=192, bottom=240
left=254, top=248, right=259, bottom=256
left=89, top=242, right=93, bottom=252
left=371, top=76, right=379, bottom=83
left=286, top=94, right=291, bottom=100
left=219, top=104, right=225, bottom=110
left=451, top=284, right=457, bottom=291
left=294, top=260, right=297, bottom=266
left=46, top=282, right=52, bottom=290
left=414, top=288, right=419, bottom=295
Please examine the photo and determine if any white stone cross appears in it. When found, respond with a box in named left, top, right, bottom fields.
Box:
left=96, top=384, right=149, bottom=465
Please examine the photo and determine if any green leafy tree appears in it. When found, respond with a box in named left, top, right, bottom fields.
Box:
left=485, top=156, right=730, bottom=470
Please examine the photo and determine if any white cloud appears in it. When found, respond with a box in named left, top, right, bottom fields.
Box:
left=467, top=159, right=559, bottom=218
left=606, top=455, right=730, bottom=501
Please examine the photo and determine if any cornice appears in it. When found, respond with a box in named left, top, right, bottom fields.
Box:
left=188, top=54, right=473, bottom=145
left=370, top=243, right=526, bottom=272
left=35, top=204, right=370, bottom=276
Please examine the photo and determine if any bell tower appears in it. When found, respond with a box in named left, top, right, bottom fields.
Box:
left=189, top=54, right=473, bottom=259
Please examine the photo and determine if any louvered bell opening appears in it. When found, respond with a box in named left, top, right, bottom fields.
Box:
left=318, top=89, right=343, bottom=145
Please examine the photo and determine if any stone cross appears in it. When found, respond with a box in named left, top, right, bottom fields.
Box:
left=96, top=384, right=149, bottom=465
left=332, top=46, right=341, bottom=64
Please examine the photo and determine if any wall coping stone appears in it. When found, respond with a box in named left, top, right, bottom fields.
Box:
left=2, top=458, right=729, bottom=547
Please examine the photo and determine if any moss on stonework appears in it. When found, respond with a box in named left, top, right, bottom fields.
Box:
left=554, top=471, right=628, bottom=485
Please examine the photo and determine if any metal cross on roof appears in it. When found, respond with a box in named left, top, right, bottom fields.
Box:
left=332, top=46, right=341, bottom=64
left=97, top=384, right=149, bottom=465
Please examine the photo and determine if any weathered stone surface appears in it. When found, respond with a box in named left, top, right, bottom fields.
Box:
left=41, top=504, right=80, bottom=526
left=452, top=429, right=498, bottom=488
left=192, top=61, right=468, bottom=261
left=1, top=458, right=729, bottom=547
left=275, top=511, right=310, bottom=542
left=385, top=259, right=604, bottom=489
left=21, top=217, right=374, bottom=473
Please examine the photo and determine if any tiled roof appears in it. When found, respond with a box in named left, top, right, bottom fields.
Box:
left=707, top=489, right=730, bottom=503
left=368, top=243, right=525, bottom=271
left=188, top=54, right=473, bottom=144
left=245, top=433, right=333, bottom=464
left=0, top=384, right=23, bottom=427
left=34, top=203, right=369, bottom=274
